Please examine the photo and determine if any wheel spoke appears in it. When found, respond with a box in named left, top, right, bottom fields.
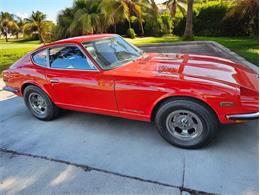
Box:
left=29, top=92, right=47, bottom=115
left=166, top=110, right=203, bottom=141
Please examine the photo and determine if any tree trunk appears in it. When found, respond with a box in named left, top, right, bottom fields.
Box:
left=38, top=32, right=43, bottom=43
left=38, top=28, right=45, bottom=43
left=169, top=2, right=177, bottom=18
left=114, top=24, right=117, bottom=33
left=128, top=20, right=131, bottom=29
left=140, top=20, right=144, bottom=36
left=183, top=0, right=194, bottom=41
left=4, top=27, right=8, bottom=42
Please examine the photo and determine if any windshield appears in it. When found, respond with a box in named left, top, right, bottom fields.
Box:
left=82, top=36, right=143, bottom=70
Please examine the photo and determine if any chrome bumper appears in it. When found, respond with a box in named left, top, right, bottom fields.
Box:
left=227, top=112, right=259, bottom=120
left=3, top=86, right=18, bottom=94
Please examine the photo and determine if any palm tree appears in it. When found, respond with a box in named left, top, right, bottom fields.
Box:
left=14, top=17, right=25, bottom=39
left=149, top=0, right=159, bottom=16
left=68, top=0, right=106, bottom=35
left=0, top=12, right=19, bottom=42
left=164, top=0, right=186, bottom=18
left=128, top=0, right=145, bottom=35
left=141, top=0, right=159, bottom=17
left=183, top=0, right=194, bottom=40
left=101, top=0, right=130, bottom=33
left=56, top=8, right=74, bottom=39
left=141, top=0, right=162, bottom=35
left=101, top=0, right=144, bottom=35
left=24, top=11, right=48, bottom=42
left=225, top=0, right=258, bottom=36
left=124, top=0, right=144, bottom=35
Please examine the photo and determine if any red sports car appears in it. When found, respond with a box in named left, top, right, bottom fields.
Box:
left=3, top=34, right=259, bottom=148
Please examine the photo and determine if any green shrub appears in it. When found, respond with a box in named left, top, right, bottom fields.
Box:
left=127, top=28, right=136, bottom=39
left=194, top=4, right=229, bottom=36
left=174, top=0, right=259, bottom=37
left=144, top=12, right=173, bottom=36
left=223, top=0, right=259, bottom=36
left=161, top=12, right=173, bottom=34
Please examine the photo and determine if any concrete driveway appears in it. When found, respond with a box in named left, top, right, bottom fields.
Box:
left=0, top=42, right=258, bottom=195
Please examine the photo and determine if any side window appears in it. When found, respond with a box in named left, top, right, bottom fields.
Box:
left=49, top=45, right=97, bottom=70
left=32, top=49, right=48, bottom=67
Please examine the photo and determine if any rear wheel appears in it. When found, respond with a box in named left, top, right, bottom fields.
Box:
left=23, top=85, right=59, bottom=120
left=155, top=99, right=218, bottom=149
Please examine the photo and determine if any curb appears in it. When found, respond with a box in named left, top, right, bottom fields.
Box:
left=208, top=41, right=258, bottom=73
left=138, top=41, right=207, bottom=47
left=138, top=41, right=258, bottom=73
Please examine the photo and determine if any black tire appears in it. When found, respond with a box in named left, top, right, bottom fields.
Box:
left=23, top=85, right=60, bottom=121
left=155, top=99, right=218, bottom=149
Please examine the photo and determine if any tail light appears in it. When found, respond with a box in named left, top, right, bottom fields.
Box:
left=2, top=70, right=10, bottom=82
left=240, top=86, right=258, bottom=102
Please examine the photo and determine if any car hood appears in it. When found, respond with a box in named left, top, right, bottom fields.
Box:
left=112, top=53, right=258, bottom=91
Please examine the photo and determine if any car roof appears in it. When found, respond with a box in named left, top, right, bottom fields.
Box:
left=37, top=34, right=115, bottom=50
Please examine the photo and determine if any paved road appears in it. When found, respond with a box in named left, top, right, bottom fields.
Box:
left=0, top=43, right=258, bottom=195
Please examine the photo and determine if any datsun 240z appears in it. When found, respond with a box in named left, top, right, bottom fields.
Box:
left=3, top=34, right=259, bottom=148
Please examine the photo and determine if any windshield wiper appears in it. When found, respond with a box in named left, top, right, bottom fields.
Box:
left=109, top=57, right=137, bottom=67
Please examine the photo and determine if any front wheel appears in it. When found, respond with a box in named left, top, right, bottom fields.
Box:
left=155, top=99, right=218, bottom=149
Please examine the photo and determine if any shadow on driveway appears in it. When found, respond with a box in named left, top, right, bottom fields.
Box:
left=0, top=96, right=258, bottom=194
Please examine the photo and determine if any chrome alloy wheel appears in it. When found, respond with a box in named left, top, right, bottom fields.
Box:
left=166, top=110, right=203, bottom=140
left=28, top=92, right=47, bottom=115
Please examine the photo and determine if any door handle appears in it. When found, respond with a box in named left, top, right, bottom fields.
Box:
left=50, top=79, right=59, bottom=83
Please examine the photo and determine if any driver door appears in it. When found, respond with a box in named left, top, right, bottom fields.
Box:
left=45, top=44, right=118, bottom=113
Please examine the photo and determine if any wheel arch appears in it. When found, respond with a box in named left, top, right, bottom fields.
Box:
left=21, top=83, right=37, bottom=95
left=21, top=82, right=53, bottom=101
left=150, top=95, right=219, bottom=122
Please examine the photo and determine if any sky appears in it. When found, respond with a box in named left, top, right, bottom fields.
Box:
left=0, top=0, right=166, bottom=23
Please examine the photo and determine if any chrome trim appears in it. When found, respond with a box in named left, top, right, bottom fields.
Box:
left=227, top=112, right=259, bottom=120
left=50, top=79, right=59, bottom=83
left=81, top=35, right=143, bottom=71
left=31, top=43, right=100, bottom=72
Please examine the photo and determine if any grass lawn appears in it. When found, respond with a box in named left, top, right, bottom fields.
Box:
left=195, top=36, right=259, bottom=66
left=125, top=35, right=181, bottom=45
left=126, top=36, right=259, bottom=65
left=0, top=36, right=258, bottom=74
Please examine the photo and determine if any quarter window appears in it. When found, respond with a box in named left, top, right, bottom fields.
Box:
left=49, top=45, right=97, bottom=70
left=32, top=49, right=48, bottom=67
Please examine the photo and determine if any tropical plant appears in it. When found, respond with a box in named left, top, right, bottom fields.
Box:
left=13, top=17, right=25, bottom=39
left=164, top=0, right=186, bottom=18
left=145, top=0, right=159, bottom=17
left=24, top=11, right=54, bottom=42
left=126, top=0, right=144, bottom=35
left=141, top=0, right=163, bottom=35
left=183, top=0, right=194, bottom=40
left=194, top=4, right=228, bottom=36
left=56, top=0, right=108, bottom=39
left=224, top=0, right=259, bottom=36
left=161, top=12, right=174, bottom=34
left=101, top=0, right=144, bottom=35
left=100, top=0, right=130, bottom=33
left=70, top=0, right=106, bottom=35
left=127, top=27, right=136, bottom=38
left=0, top=12, right=19, bottom=42
left=55, top=8, right=74, bottom=39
